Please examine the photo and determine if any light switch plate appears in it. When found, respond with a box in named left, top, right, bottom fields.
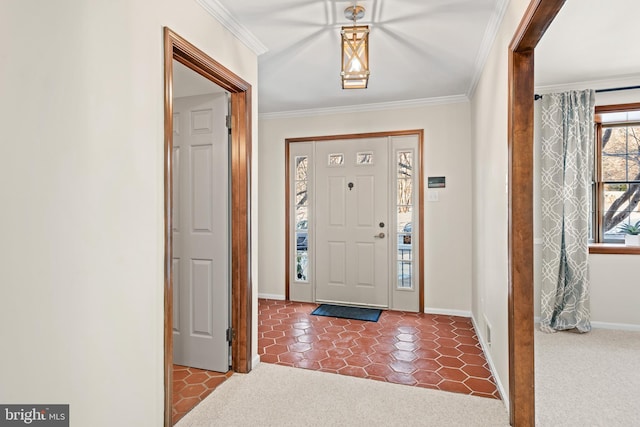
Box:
left=427, top=190, right=439, bottom=202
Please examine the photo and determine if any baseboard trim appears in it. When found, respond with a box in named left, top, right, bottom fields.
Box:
left=423, top=307, right=472, bottom=318
left=258, top=293, right=285, bottom=301
left=591, top=322, right=640, bottom=332
left=534, top=316, right=640, bottom=331
left=471, top=315, right=509, bottom=410
left=251, top=354, right=261, bottom=370
left=590, top=321, right=640, bottom=331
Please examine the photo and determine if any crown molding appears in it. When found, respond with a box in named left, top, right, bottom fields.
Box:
left=466, top=0, right=511, bottom=98
left=259, top=94, right=469, bottom=120
left=196, top=0, right=268, bottom=56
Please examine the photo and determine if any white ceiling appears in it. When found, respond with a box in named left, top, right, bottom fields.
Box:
left=212, top=0, right=506, bottom=114
left=535, top=0, right=640, bottom=91
left=191, top=0, right=640, bottom=115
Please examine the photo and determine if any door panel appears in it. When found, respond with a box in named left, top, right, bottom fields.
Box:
left=191, top=259, right=213, bottom=336
left=356, top=243, right=375, bottom=286
left=328, top=242, right=347, bottom=285
left=328, top=177, right=346, bottom=225
left=356, top=175, right=374, bottom=225
left=173, top=93, right=229, bottom=372
left=315, top=138, right=389, bottom=307
left=191, top=144, right=214, bottom=232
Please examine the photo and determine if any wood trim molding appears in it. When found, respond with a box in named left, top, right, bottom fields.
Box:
left=284, top=129, right=425, bottom=313
left=595, top=123, right=604, bottom=241
left=285, top=129, right=424, bottom=144
left=508, top=1, right=565, bottom=426
left=508, top=47, right=536, bottom=427
left=595, top=102, right=640, bottom=114
left=509, top=0, right=565, bottom=52
left=284, top=141, right=291, bottom=301
left=163, top=27, right=253, bottom=427
left=589, top=244, right=640, bottom=255
left=229, top=88, right=253, bottom=374
left=594, top=102, right=640, bottom=243
left=417, top=130, right=425, bottom=312
left=162, top=29, right=174, bottom=427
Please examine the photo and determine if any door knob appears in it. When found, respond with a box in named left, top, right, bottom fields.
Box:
left=374, top=232, right=386, bottom=239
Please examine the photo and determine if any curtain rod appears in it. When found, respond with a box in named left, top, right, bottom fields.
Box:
left=534, top=85, right=640, bottom=101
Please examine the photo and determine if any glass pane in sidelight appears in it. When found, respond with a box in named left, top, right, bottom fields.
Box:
left=295, top=231, right=308, bottom=252
left=397, top=238, right=412, bottom=260
left=295, top=156, right=308, bottom=181
left=295, top=181, right=308, bottom=207
left=396, top=205, right=412, bottom=232
left=397, top=179, right=413, bottom=207
left=296, top=251, right=309, bottom=282
left=397, top=151, right=413, bottom=179
left=397, top=260, right=412, bottom=289
left=296, top=206, right=308, bottom=226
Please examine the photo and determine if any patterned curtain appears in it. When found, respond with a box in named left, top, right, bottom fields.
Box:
left=540, top=90, right=595, bottom=333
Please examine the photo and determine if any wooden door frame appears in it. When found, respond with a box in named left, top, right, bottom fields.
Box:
left=508, top=1, right=565, bottom=425
left=163, top=27, right=253, bottom=426
left=284, top=130, right=425, bottom=312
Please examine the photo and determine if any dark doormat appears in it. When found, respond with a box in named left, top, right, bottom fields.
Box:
left=311, top=304, right=382, bottom=322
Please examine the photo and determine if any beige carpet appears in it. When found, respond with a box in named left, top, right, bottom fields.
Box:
left=175, top=362, right=509, bottom=426
left=535, top=328, right=640, bottom=427
left=176, top=328, right=640, bottom=426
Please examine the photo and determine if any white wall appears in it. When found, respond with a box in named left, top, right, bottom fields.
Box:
left=259, top=102, right=473, bottom=314
left=470, top=0, right=531, bottom=404
left=533, top=89, right=640, bottom=328
left=0, top=1, right=258, bottom=425
left=589, top=255, right=640, bottom=326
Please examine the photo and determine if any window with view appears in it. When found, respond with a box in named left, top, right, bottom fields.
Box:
left=593, top=104, right=640, bottom=243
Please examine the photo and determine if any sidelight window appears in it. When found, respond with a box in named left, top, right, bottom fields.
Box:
left=295, top=156, right=309, bottom=281
left=396, top=150, right=414, bottom=289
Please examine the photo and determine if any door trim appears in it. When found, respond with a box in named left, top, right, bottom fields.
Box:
left=508, top=1, right=565, bottom=425
left=285, top=130, right=424, bottom=312
left=163, top=27, right=253, bottom=426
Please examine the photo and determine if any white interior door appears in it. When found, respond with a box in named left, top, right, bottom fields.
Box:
left=172, top=93, right=230, bottom=372
left=315, top=138, right=389, bottom=307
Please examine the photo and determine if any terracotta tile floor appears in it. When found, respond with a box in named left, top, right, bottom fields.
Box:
left=172, top=365, right=232, bottom=424
left=258, top=298, right=500, bottom=399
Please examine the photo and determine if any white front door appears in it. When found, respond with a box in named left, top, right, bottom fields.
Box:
left=172, top=93, right=230, bottom=372
left=315, top=138, right=389, bottom=307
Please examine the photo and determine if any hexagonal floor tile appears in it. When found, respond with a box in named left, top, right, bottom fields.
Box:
left=257, top=298, right=499, bottom=401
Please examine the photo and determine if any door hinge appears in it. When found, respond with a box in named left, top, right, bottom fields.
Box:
left=226, top=327, right=235, bottom=343
left=225, top=114, right=232, bottom=129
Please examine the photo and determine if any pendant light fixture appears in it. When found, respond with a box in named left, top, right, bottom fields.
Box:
left=341, top=5, right=369, bottom=89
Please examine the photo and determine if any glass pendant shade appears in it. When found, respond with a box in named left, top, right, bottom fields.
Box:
left=341, top=25, right=369, bottom=89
